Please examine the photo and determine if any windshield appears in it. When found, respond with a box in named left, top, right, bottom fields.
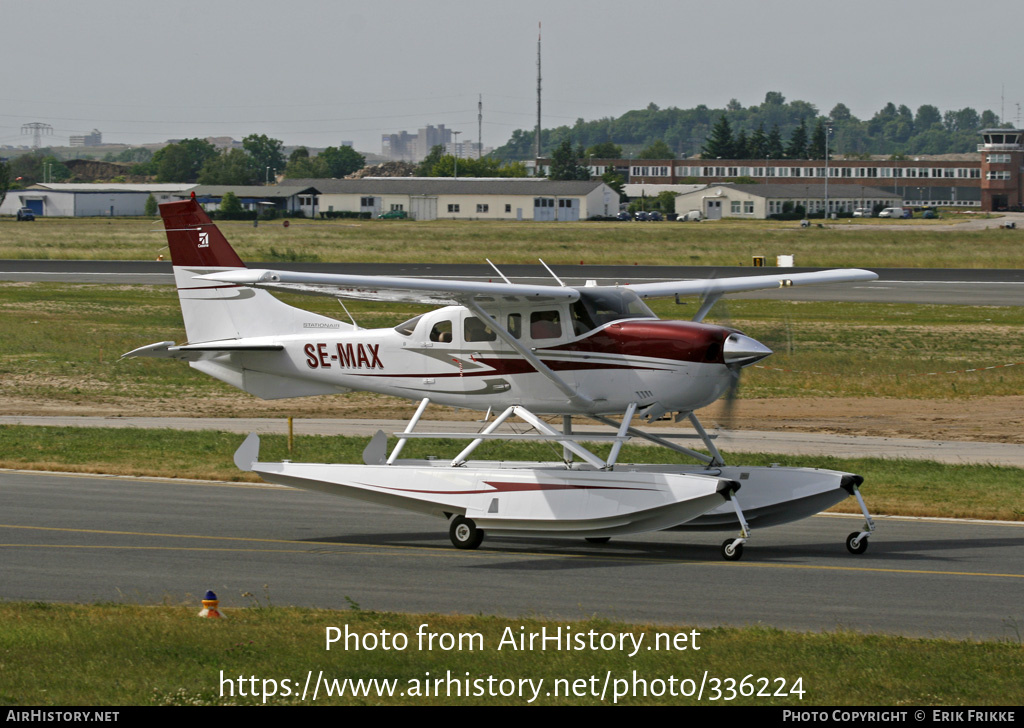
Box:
left=393, top=314, right=423, bottom=337
left=570, top=288, right=656, bottom=335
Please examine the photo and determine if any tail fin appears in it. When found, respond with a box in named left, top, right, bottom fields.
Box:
left=161, top=197, right=246, bottom=269
left=161, top=197, right=345, bottom=343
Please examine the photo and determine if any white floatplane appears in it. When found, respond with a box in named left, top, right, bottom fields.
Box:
left=125, top=197, right=878, bottom=559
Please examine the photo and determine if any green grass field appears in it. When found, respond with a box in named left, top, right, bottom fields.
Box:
left=2, top=215, right=1023, bottom=268
left=3, top=604, right=1021, bottom=706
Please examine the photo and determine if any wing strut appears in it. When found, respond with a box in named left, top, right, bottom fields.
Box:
left=465, top=300, right=594, bottom=411
left=693, top=292, right=723, bottom=323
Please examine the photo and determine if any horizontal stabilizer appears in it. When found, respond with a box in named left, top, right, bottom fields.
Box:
left=120, top=341, right=178, bottom=359
left=122, top=339, right=283, bottom=361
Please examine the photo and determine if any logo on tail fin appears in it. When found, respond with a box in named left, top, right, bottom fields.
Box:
left=198, top=232, right=209, bottom=248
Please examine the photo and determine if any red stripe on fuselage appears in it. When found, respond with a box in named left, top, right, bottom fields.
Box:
left=357, top=357, right=667, bottom=379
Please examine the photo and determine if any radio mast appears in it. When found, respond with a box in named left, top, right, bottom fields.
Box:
left=535, top=22, right=542, bottom=160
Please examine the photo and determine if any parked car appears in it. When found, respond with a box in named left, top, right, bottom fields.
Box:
left=852, top=208, right=871, bottom=218
left=377, top=210, right=408, bottom=220
left=677, top=210, right=702, bottom=222
left=634, top=211, right=649, bottom=221
left=16, top=207, right=35, bottom=221
left=615, top=211, right=632, bottom=221
left=922, top=209, right=937, bottom=219
left=877, top=207, right=905, bottom=218
left=647, top=211, right=663, bottom=221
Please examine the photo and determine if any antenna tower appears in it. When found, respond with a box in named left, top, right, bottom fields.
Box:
left=21, top=122, right=53, bottom=149
left=535, top=22, right=542, bottom=160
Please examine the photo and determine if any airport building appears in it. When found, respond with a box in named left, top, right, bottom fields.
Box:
left=538, top=128, right=1024, bottom=211
left=674, top=183, right=902, bottom=220
left=285, top=177, right=620, bottom=220
left=186, top=185, right=320, bottom=214
left=0, top=183, right=194, bottom=217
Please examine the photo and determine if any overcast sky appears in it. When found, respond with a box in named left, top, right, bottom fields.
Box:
left=3, top=0, right=1022, bottom=153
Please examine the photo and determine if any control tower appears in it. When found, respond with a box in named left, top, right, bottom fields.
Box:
left=978, top=128, right=1024, bottom=210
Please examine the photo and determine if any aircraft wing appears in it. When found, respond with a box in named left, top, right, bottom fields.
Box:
left=196, top=269, right=579, bottom=306
left=626, top=268, right=878, bottom=299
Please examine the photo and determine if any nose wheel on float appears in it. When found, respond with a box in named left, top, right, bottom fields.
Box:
left=843, top=477, right=876, bottom=554
left=720, top=487, right=750, bottom=560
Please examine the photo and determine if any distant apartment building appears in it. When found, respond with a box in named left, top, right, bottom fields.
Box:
left=69, top=129, right=102, bottom=147
left=382, top=124, right=456, bottom=162
left=445, top=140, right=494, bottom=159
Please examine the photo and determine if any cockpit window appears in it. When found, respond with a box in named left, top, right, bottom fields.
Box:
left=464, top=316, right=497, bottom=342
left=429, top=320, right=454, bottom=343
left=394, top=314, right=423, bottom=337
left=570, top=288, right=656, bottom=335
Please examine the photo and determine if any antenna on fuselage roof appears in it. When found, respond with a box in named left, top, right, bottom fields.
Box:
left=336, top=298, right=361, bottom=330
left=486, top=258, right=512, bottom=284
left=538, top=258, right=566, bottom=287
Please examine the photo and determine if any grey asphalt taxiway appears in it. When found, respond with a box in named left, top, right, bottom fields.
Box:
left=2, top=468, right=1022, bottom=640
left=2, top=259, right=1023, bottom=306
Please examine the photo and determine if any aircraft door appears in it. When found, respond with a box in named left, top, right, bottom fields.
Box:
left=460, top=311, right=501, bottom=351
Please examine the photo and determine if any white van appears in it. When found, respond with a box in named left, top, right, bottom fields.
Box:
left=877, top=207, right=904, bottom=218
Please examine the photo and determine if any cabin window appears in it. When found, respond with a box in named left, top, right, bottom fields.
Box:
left=429, top=320, right=453, bottom=343
left=530, top=310, right=562, bottom=340
left=464, top=316, right=497, bottom=342
left=507, top=313, right=522, bottom=339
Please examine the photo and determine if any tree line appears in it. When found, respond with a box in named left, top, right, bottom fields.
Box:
left=494, top=92, right=1007, bottom=160
left=2, top=136, right=368, bottom=188
left=141, top=135, right=367, bottom=184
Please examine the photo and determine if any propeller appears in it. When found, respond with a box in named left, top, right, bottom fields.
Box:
left=691, top=275, right=774, bottom=431
left=719, top=332, right=773, bottom=429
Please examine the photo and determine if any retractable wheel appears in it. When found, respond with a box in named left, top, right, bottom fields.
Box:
left=449, top=516, right=484, bottom=550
